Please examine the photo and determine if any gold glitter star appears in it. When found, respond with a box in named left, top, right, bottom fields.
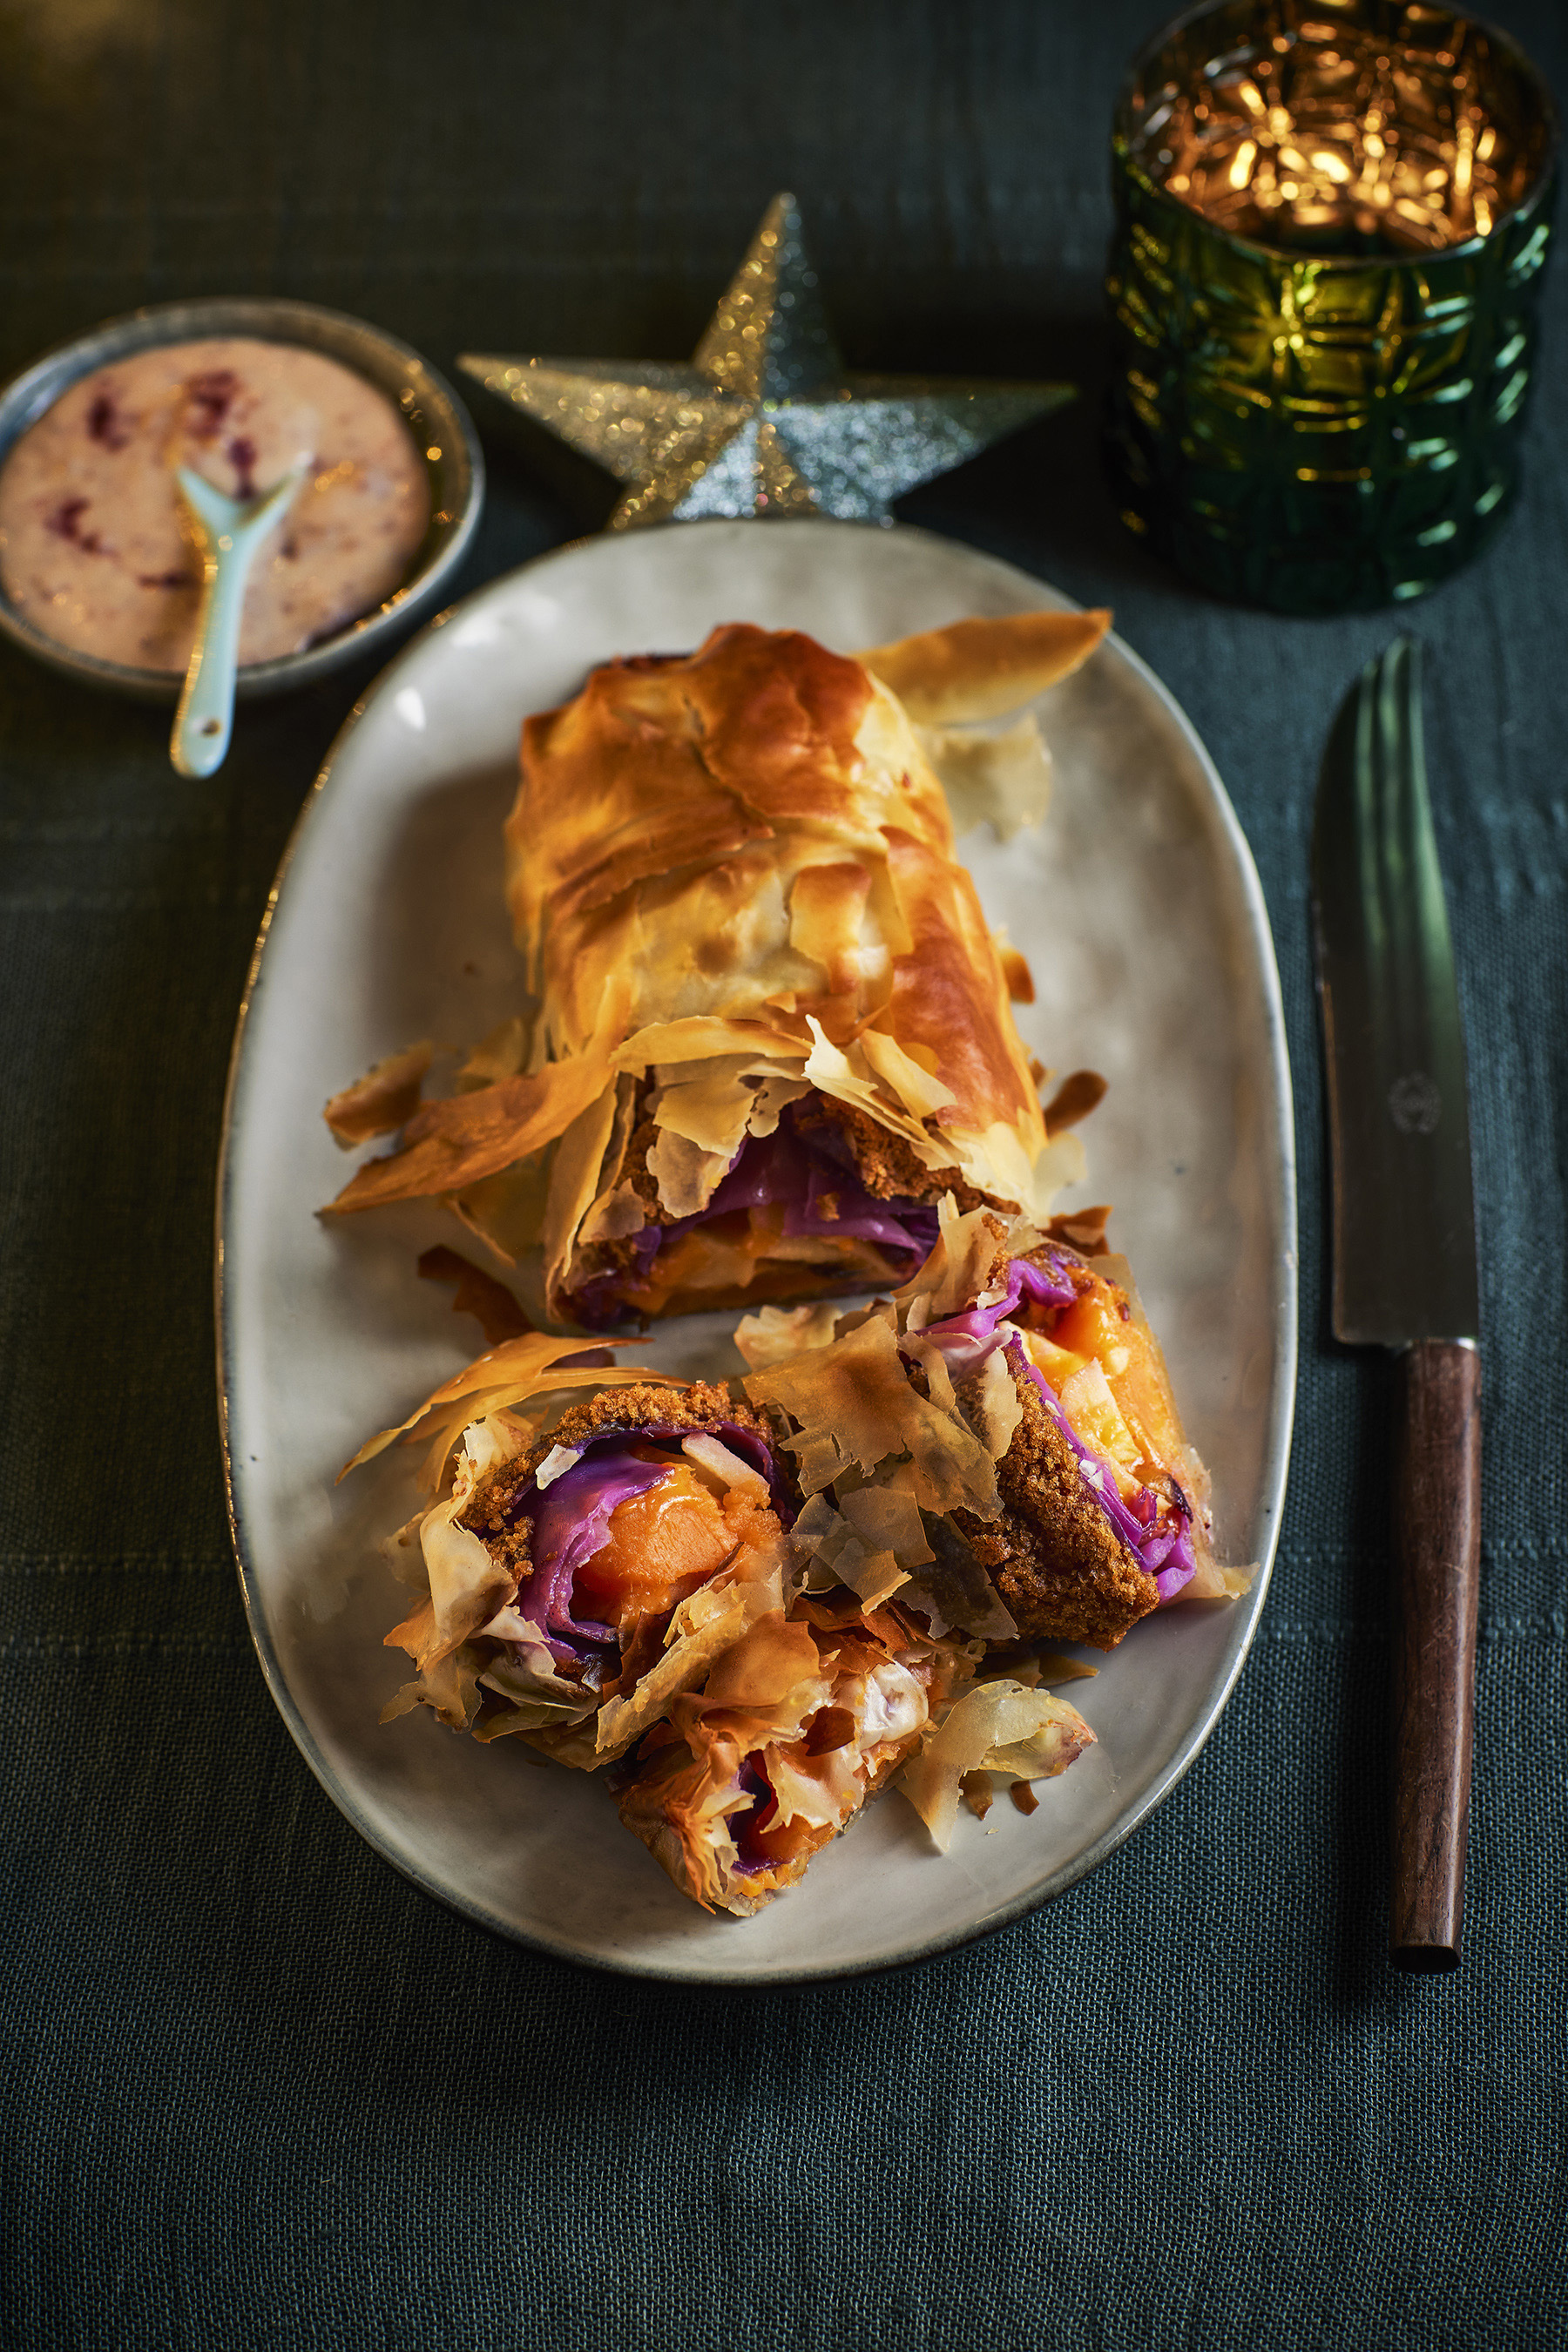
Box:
left=460, top=193, right=1073, bottom=528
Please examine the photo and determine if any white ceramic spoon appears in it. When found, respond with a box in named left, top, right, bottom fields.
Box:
left=170, top=461, right=308, bottom=778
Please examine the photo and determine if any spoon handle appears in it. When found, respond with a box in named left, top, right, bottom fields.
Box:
left=171, top=466, right=303, bottom=779
left=172, top=532, right=252, bottom=778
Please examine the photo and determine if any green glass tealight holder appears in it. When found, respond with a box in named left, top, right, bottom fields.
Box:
left=1105, top=1, right=1559, bottom=615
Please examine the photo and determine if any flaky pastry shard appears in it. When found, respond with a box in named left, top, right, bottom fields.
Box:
left=898, top=1677, right=1097, bottom=1852
left=324, top=612, right=1108, bottom=1326
left=859, top=606, right=1110, bottom=725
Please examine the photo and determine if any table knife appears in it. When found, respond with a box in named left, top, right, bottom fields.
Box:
left=1310, top=636, right=1481, bottom=1974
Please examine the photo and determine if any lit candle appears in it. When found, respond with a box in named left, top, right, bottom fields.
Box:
left=1105, top=0, right=1558, bottom=614
left=1127, top=9, right=1533, bottom=254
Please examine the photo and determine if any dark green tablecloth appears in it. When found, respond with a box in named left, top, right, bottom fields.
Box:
left=3, top=6, right=1564, bottom=2346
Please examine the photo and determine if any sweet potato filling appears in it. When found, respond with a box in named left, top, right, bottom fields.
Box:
left=1022, top=1273, right=1189, bottom=1494
left=571, top=1463, right=778, bottom=1638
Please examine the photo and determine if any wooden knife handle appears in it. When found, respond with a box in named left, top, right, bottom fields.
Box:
left=1389, top=1339, right=1481, bottom=1971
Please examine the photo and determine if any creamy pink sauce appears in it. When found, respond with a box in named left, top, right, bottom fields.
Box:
left=0, top=336, right=432, bottom=671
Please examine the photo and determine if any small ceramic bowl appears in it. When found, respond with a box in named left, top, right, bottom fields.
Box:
left=0, top=294, right=484, bottom=701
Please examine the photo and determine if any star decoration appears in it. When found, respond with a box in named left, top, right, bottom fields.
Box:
left=459, top=192, right=1073, bottom=528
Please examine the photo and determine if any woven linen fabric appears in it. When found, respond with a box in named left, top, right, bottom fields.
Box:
left=2, top=3, right=1564, bottom=2346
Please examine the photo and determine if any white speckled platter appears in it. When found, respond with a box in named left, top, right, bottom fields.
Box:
left=218, top=516, right=1296, bottom=1983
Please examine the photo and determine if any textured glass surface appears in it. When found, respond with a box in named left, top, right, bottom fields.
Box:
left=1105, top=2, right=1559, bottom=614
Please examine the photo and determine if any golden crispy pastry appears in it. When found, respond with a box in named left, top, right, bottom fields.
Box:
left=612, top=1592, right=1094, bottom=1913
left=348, top=1324, right=1097, bottom=1914
left=325, top=616, right=1105, bottom=1326
left=860, top=606, right=1109, bottom=723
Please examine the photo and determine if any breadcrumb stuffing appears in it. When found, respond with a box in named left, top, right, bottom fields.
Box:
left=795, top=1093, right=1009, bottom=1213
left=952, top=1361, right=1159, bottom=1650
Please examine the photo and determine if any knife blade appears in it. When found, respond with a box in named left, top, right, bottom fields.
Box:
left=1311, top=636, right=1482, bottom=1973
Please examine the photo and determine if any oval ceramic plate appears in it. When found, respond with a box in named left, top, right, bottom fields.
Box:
left=219, top=516, right=1296, bottom=1984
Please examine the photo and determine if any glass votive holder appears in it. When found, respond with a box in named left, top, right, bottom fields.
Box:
left=1105, top=1, right=1559, bottom=615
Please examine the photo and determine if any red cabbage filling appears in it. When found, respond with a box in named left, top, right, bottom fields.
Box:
left=728, top=1756, right=778, bottom=1876
left=501, top=1421, right=793, bottom=1673
left=569, top=1109, right=943, bottom=1328
left=911, top=1254, right=1079, bottom=1379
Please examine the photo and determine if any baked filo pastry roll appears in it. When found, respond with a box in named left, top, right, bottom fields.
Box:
left=739, top=1204, right=1248, bottom=1653
left=609, top=1591, right=969, bottom=1916
left=344, top=1335, right=797, bottom=1768
left=323, top=612, right=1108, bottom=1327
left=611, top=1591, right=1096, bottom=1916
